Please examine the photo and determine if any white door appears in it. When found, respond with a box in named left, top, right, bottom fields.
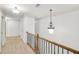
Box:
left=0, top=10, right=6, bottom=53
left=1, top=16, right=6, bottom=45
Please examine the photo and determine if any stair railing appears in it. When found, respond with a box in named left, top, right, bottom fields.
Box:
left=26, top=32, right=79, bottom=54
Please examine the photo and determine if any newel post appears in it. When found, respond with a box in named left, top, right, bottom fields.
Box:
left=35, top=33, right=40, bottom=54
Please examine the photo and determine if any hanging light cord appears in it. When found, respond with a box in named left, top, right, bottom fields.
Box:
left=50, top=9, right=52, bottom=23
left=48, top=9, right=55, bottom=29
left=49, top=9, right=53, bottom=27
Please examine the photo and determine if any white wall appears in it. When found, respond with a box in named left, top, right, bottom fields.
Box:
left=6, top=19, right=20, bottom=37
left=19, top=18, right=23, bottom=39
left=39, top=10, right=79, bottom=50
left=35, top=18, right=40, bottom=34
left=20, top=16, right=35, bottom=43
left=0, top=11, right=6, bottom=52
left=5, top=15, right=35, bottom=43
left=1, top=16, right=6, bottom=46
left=0, top=10, right=2, bottom=52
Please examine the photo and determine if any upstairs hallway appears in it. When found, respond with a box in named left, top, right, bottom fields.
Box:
left=1, top=37, right=35, bottom=54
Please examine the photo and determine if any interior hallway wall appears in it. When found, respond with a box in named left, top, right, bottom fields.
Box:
left=35, top=18, right=40, bottom=34
left=20, top=16, right=35, bottom=43
left=0, top=10, right=2, bottom=52
left=1, top=16, right=6, bottom=46
left=0, top=11, right=6, bottom=52
left=39, top=10, right=79, bottom=50
left=6, top=19, right=20, bottom=37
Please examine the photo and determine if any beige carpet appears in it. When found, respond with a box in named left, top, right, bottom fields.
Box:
left=2, top=37, right=35, bottom=54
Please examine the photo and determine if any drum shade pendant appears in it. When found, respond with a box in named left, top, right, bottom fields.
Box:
left=48, top=9, right=55, bottom=34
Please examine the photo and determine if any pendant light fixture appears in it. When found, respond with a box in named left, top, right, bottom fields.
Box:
left=48, top=9, right=55, bottom=34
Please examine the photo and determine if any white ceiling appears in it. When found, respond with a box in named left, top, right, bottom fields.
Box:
left=0, top=4, right=79, bottom=19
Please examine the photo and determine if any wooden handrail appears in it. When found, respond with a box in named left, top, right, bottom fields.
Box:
left=39, top=37, right=79, bottom=54
left=26, top=32, right=79, bottom=54
left=26, top=32, right=35, bottom=36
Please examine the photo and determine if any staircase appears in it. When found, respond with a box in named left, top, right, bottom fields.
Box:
left=27, top=32, right=79, bottom=54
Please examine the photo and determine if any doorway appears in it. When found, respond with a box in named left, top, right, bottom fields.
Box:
left=0, top=16, right=6, bottom=53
